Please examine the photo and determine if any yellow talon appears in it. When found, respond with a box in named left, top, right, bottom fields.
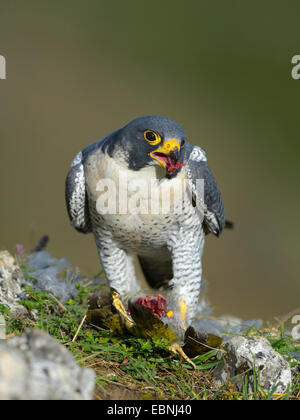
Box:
left=111, top=290, right=134, bottom=329
left=169, top=343, right=196, bottom=369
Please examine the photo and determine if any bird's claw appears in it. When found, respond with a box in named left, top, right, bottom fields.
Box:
left=111, top=290, right=134, bottom=329
left=111, top=290, right=195, bottom=369
left=169, top=343, right=196, bottom=369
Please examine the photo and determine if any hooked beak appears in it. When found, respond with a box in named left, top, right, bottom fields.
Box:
left=150, top=139, right=184, bottom=174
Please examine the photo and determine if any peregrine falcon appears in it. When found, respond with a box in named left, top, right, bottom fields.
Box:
left=65, top=116, right=225, bottom=327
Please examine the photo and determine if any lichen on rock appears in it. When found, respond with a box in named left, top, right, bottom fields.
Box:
left=213, top=335, right=292, bottom=394
left=0, top=329, right=95, bottom=400
left=0, top=251, right=26, bottom=314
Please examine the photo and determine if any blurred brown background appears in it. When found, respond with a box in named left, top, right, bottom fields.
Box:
left=0, top=1, right=299, bottom=320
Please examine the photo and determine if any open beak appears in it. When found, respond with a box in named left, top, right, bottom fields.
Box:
left=150, top=139, right=184, bottom=174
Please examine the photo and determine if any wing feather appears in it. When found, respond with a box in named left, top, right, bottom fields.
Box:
left=65, top=151, right=92, bottom=234
left=186, top=146, right=225, bottom=236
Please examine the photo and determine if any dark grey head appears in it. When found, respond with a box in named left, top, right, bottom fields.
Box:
left=105, top=116, right=187, bottom=177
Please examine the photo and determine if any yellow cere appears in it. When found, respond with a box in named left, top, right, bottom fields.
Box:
left=162, top=139, right=181, bottom=152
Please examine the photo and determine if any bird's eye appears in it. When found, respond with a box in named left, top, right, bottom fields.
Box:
left=144, top=130, right=161, bottom=145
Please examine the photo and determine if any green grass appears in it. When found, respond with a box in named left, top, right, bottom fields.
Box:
left=0, top=263, right=299, bottom=400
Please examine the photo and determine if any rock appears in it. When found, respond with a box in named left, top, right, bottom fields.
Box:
left=0, top=251, right=26, bottom=314
left=0, top=329, right=95, bottom=400
left=0, top=316, right=5, bottom=340
left=213, top=336, right=292, bottom=394
left=292, top=362, right=300, bottom=388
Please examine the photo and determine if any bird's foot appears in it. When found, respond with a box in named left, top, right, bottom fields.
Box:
left=169, top=343, right=196, bottom=369
left=111, top=290, right=134, bottom=329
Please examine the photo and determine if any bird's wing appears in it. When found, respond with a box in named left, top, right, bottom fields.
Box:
left=186, top=145, right=225, bottom=236
left=65, top=150, right=92, bottom=234
left=65, top=131, right=121, bottom=234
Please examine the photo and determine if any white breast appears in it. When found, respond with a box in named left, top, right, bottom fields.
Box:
left=85, top=149, right=198, bottom=253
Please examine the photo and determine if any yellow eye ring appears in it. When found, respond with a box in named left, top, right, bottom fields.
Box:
left=144, top=130, right=161, bottom=145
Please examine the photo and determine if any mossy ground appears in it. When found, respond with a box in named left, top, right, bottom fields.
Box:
left=1, top=265, right=299, bottom=401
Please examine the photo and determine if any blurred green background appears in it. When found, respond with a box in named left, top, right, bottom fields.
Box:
left=0, top=1, right=299, bottom=320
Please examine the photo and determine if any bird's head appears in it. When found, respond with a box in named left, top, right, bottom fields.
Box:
left=108, top=116, right=187, bottom=176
